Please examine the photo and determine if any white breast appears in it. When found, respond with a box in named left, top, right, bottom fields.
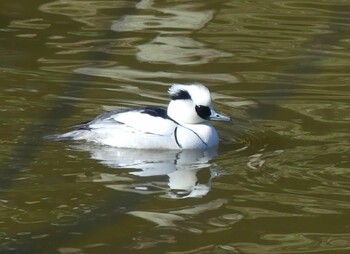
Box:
left=175, top=123, right=219, bottom=149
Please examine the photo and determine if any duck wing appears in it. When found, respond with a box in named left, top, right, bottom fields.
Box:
left=81, top=107, right=177, bottom=136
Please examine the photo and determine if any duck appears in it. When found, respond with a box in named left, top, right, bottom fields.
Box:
left=49, top=84, right=230, bottom=149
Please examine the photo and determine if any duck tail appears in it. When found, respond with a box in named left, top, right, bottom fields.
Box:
left=44, top=130, right=86, bottom=142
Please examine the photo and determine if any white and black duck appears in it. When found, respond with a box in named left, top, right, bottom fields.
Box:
left=49, top=84, right=230, bottom=149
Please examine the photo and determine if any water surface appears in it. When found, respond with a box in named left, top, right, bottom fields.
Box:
left=1, top=0, right=350, bottom=253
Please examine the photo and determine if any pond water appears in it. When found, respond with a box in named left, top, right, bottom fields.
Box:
left=1, top=0, right=350, bottom=253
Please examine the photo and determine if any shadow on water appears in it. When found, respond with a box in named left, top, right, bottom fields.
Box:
left=0, top=0, right=139, bottom=185
left=0, top=0, right=144, bottom=252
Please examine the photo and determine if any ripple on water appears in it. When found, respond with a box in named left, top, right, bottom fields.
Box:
left=74, top=66, right=239, bottom=85
left=234, top=233, right=350, bottom=254
left=111, top=1, right=214, bottom=32
left=136, top=35, right=232, bottom=65
left=2, top=0, right=350, bottom=253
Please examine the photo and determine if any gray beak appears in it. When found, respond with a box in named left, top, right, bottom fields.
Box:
left=208, top=110, right=231, bottom=122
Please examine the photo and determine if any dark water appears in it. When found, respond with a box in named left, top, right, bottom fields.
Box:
left=1, top=0, right=350, bottom=253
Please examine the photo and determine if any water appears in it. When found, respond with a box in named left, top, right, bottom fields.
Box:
left=1, top=0, right=350, bottom=253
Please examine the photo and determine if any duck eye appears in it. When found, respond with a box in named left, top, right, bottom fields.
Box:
left=195, top=105, right=211, bottom=119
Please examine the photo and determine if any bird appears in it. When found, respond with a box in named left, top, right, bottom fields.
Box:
left=49, top=84, right=230, bottom=149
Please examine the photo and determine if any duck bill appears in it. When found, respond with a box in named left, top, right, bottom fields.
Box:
left=208, top=110, right=231, bottom=122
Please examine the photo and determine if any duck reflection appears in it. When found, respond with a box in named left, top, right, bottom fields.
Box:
left=72, top=144, right=218, bottom=199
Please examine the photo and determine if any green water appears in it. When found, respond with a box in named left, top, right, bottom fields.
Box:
left=1, top=0, right=350, bottom=253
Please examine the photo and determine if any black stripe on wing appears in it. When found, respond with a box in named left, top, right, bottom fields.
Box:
left=138, top=107, right=169, bottom=119
left=72, top=107, right=171, bottom=130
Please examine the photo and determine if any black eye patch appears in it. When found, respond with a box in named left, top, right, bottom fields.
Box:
left=195, top=105, right=211, bottom=119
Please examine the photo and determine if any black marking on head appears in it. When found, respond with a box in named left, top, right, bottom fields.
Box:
left=170, top=89, right=191, bottom=100
left=195, top=105, right=211, bottom=120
